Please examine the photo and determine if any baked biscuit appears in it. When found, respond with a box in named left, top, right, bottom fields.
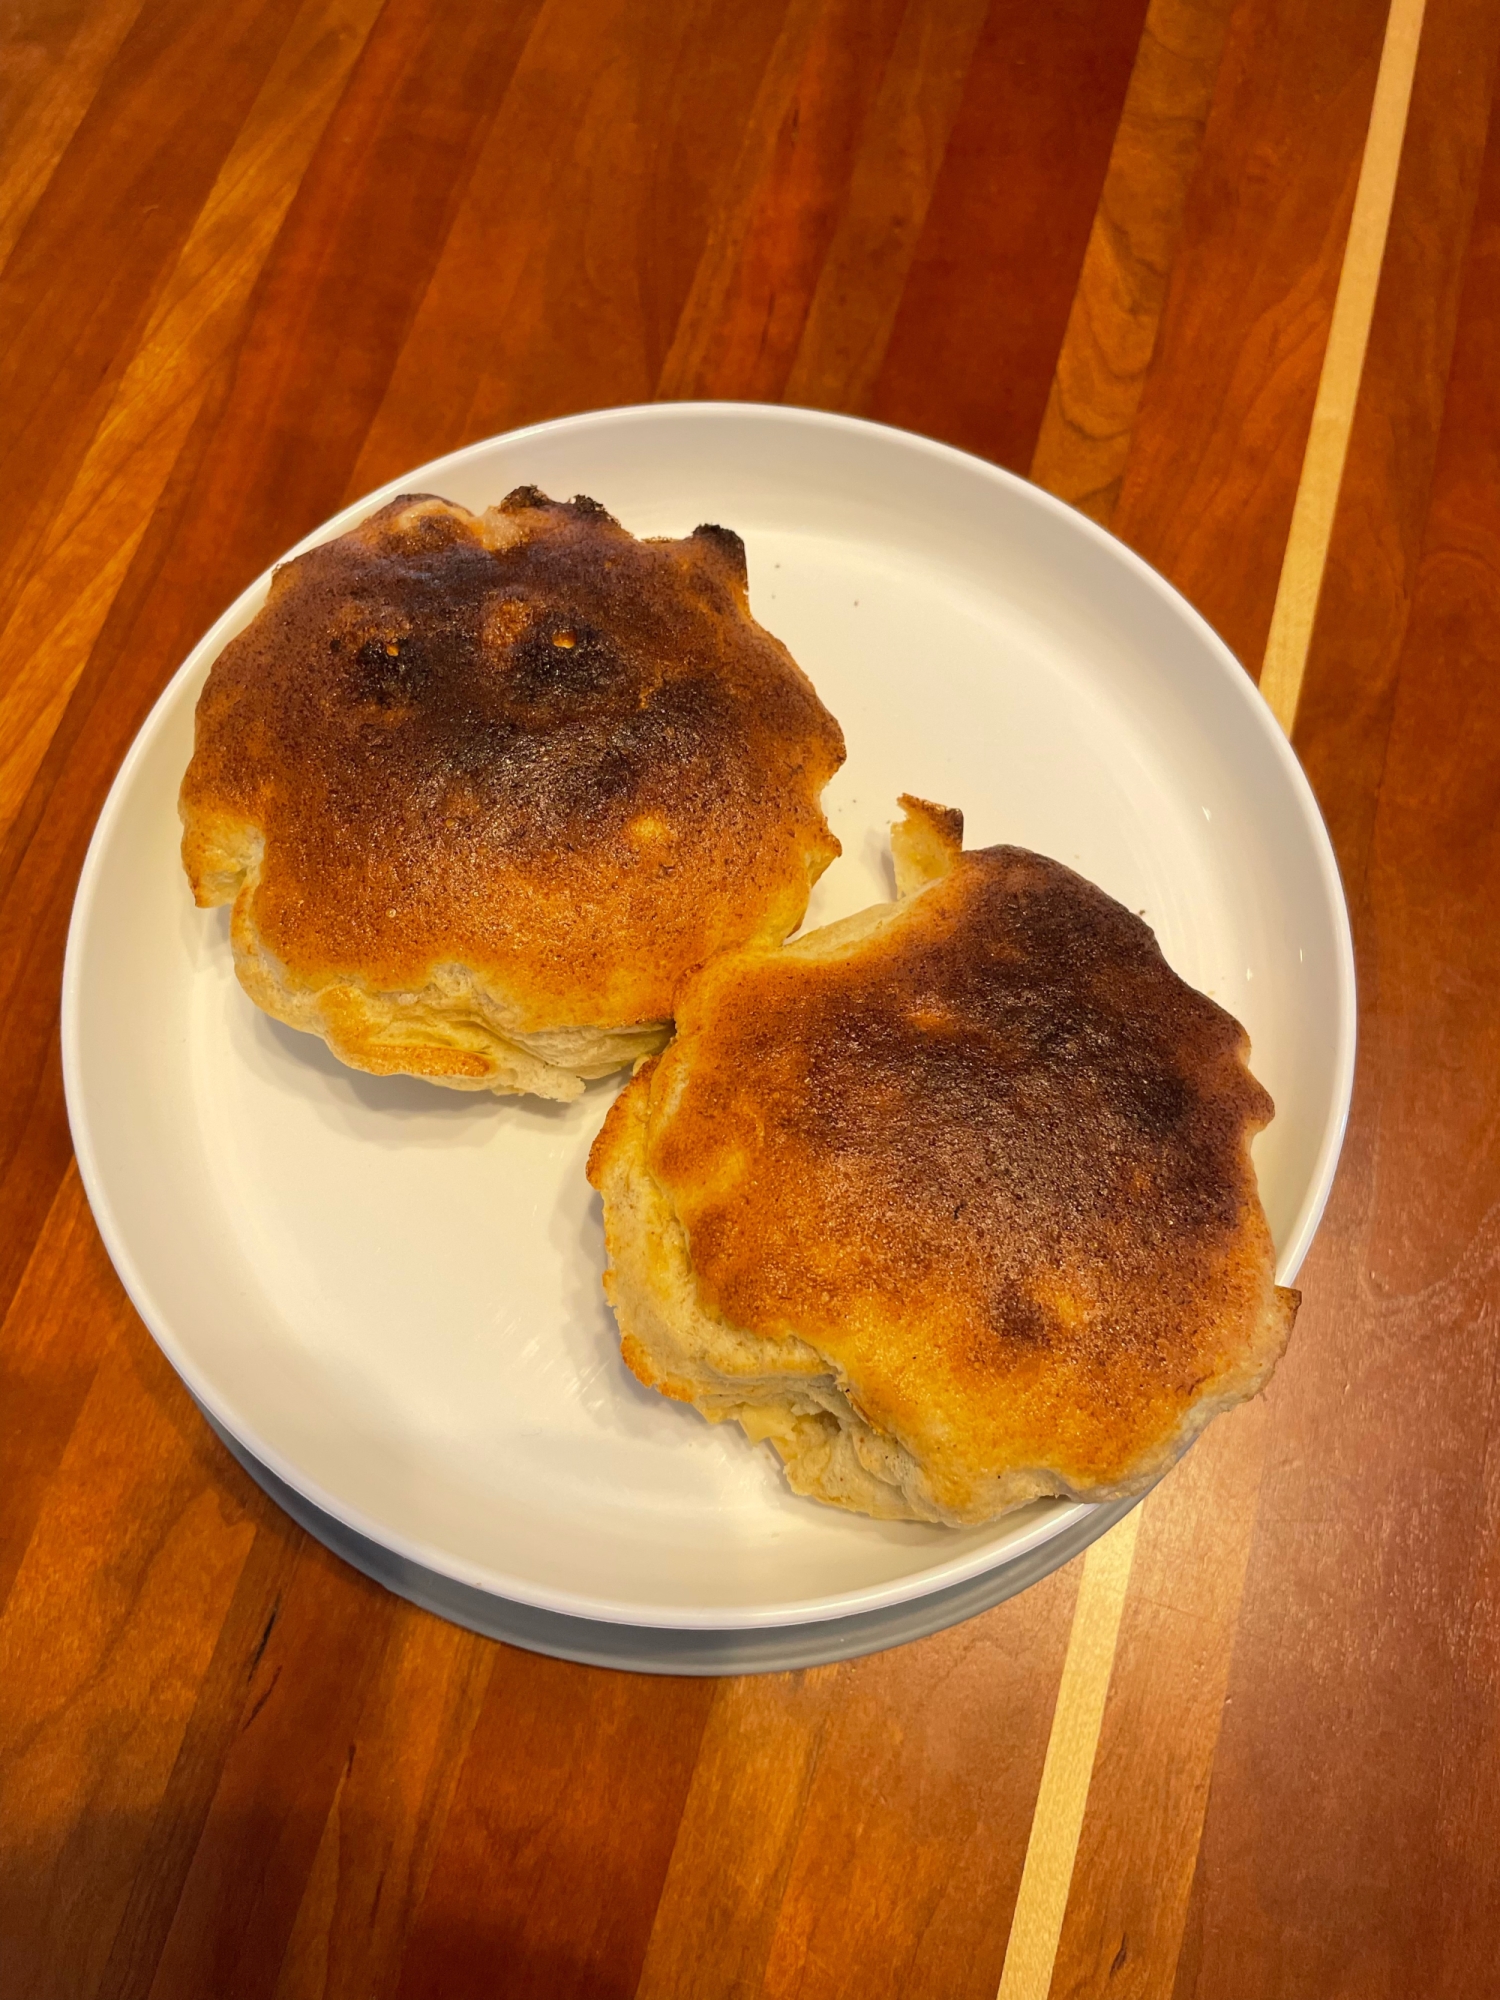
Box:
left=588, top=798, right=1298, bottom=1524
left=180, top=490, right=845, bottom=1099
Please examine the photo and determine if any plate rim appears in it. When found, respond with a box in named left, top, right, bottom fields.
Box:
left=61, top=400, right=1358, bottom=1631
left=200, top=1404, right=1144, bottom=1674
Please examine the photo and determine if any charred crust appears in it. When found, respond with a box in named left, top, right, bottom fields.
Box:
left=690, top=523, right=748, bottom=585
left=498, top=487, right=620, bottom=528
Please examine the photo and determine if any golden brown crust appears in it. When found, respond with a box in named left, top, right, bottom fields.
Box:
left=890, top=793, right=964, bottom=893
left=180, top=490, right=845, bottom=1089
left=589, top=805, right=1297, bottom=1520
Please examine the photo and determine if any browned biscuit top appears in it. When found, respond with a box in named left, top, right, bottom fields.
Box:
left=639, top=844, right=1285, bottom=1498
left=179, top=490, right=845, bottom=1030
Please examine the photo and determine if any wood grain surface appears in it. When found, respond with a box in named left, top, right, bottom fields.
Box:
left=2, top=2, right=1498, bottom=1995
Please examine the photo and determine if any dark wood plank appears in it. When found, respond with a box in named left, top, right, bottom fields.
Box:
left=390, top=1659, right=716, bottom=2000
left=872, top=0, right=1152, bottom=469
left=758, top=1572, right=1080, bottom=2000
left=0, top=0, right=144, bottom=276
left=1045, top=1413, right=1271, bottom=2000
left=1028, top=0, right=1237, bottom=520
left=0, top=0, right=384, bottom=848
left=1109, top=0, right=1392, bottom=671
left=184, top=0, right=551, bottom=586
left=636, top=1568, right=1081, bottom=2000
left=656, top=0, right=912, bottom=402
left=0, top=1031, right=74, bottom=1378
left=0, top=0, right=305, bottom=634
left=633, top=1666, right=844, bottom=2000
left=349, top=0, right=805, bottom=492
left=267, top=1613, right=494, bottom=2000
left=92, top=1511, right=305, bottom=2000
left=1046, top=3, right=1500, bottom=1993
left=1293, top=0, right=1500, bottom=882
left=11, top=1252, right=410, bottom=2000
left=1174, top=30, right=1500, bottom=1997
left=777, top=0, right=992, bottom=414
left=0, top=1319, right=259, bottom=1997
left=142, top=1544, right=397, bottom=1997
left=0, top=0, right=389, bottom=1332
left=0, top=1168, right=121, bottom=1616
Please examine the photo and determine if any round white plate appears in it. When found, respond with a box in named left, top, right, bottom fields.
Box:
left=63, top=403, right=1355, bottom=1644
left=200, top=1407, right=1142, bottom=1674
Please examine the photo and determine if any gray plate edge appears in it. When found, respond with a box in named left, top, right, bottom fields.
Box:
left=200, top=1405, right=1141, bottom=1675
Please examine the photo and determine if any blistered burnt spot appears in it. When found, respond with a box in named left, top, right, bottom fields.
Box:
left=503, top=615, right=634, bottom=721
left=639, top=667, right=733, bottom=739
left=788, top=960, right=1202, bottom=1170
left=987, top=1287, right=1049, bottom=1349
left=502, top=671, right=740, bottom=838
left=864, top=858, right=1249, bottom=1151
left=1124, top=1067, right=1194, bottom=1142
left=350, top=632, right=431, bottom=710
left=322, top=558, right=494, bottom=722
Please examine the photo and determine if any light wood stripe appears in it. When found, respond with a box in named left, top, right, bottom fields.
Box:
left=996, top=3, right=1428, bottom=1993
left=1258, top=0, right=1427, bottom=734
left=996, top=1510, right=1142, bottom=2000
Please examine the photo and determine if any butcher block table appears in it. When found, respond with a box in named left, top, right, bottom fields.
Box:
left=3, top=0, right=1498, bottom=1993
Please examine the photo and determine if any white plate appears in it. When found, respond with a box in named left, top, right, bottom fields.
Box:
left=200, top=1407, right=1143, bottom=1674
left=63, top=404, right=1355, bottom=1637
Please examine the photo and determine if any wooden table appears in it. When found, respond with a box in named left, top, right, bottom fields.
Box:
left=3, top=0, right=1497, bottom=1993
